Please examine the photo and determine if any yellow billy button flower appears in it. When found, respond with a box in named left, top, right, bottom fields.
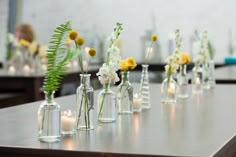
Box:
left=19, top=39, right=30, bottom=47
left=88, top=48, right=96, bottom=56
left=151, top=34, right=158, bottom=42
left=76, top=37, right=85, bottom=46
left=120, top=60, right=129, bottom=71
left=68, top=30, right=78, bottom=40
left=126, top=57, right=137, bottom=70
left=179, top=52, right=191, bottom=64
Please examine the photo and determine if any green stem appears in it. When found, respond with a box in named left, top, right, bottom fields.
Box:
left=98, top=83, right=109, bottom=120
left=146, top=41, right=153, bottom=64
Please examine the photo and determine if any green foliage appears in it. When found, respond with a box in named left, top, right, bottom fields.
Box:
left=43, top=21, right=78, bottom=93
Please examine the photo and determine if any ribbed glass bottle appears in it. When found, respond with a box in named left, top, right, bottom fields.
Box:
left=177, top=64, right=189, bottom=98
left=139, top=64, right=151, bottom=109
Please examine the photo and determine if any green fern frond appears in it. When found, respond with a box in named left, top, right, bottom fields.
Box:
left=43, top=21, right=79, bottom=94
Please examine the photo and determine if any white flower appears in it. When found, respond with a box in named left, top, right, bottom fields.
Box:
left=7, top=33, right=15, bottom=43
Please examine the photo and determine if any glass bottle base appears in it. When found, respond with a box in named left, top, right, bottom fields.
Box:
left=38, top=136, right=61, bottom=143
left=98, top=118, right=116, bottom=123
left=118, top=111, right=133, bottom=115
left=77, top=126, right=94, bottom=131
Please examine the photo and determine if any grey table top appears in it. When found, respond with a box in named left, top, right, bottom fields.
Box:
left=0, top=84, right=236, bottom=156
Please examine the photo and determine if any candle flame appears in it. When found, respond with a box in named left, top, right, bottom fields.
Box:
left=134, top=93, right=139, bottom=99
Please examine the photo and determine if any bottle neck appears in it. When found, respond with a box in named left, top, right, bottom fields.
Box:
left=142, top=64, right=149, bottom=72
left=44, top=91, right=55, bottom=104
left=80, top=74, right=91, bottom=87
left=103, top=83, right=111, bottom=91
left=121, top=71, right=130, bottom=84
left=179, top=64, right=187, bottom=75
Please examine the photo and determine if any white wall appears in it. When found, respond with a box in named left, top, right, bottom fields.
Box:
left=0, top=0, right=9, bottom=61
left=21, top=0, right=236, bottom=62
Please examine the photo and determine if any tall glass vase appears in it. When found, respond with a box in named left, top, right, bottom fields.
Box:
left=139, top=64, right=151, bottom=109
left=161, top=76, right=177, bottom=104
left=208, top=60, right=216, bottom=88
left=192, top=63, right=203, bottom=94
left=76, top=74, right=94, bottom=130
left=98, top=83, right=116, bottom=123
left=118, top=71, right=133, bottom=114
left=177, top=64, right=189, bottom=98
left=38, top=91, right=61, bottom=143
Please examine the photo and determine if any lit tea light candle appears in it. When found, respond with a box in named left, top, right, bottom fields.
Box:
left=133, top=93, right=142, bottom=112
left=8, top=66, right=16, bottom=74
left=23, top=64, right=30, bottom=74
left=168, top=82, right=176, bottom=94
left=61, top=110, right=76, bottom=134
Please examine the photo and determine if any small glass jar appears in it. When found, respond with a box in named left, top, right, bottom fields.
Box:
left=192, top=63, right=203, bottom=94
left=76, top=74, right=94, bottom=130
left=161, top=76, right=177, bottom=104
left=61, top=110, right=76, bottom=135
left=177, top=64, right=189, bottom=98
left=139, top=64, right=151, bottom=109
left=38, top=91, right=61, bottom=143
left=118, top=71, right=133, bottom=114
left=98, top=83, right=116, bottom=123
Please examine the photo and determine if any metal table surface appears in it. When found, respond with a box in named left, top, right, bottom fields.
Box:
left=0, top=84, right=236, bottom=157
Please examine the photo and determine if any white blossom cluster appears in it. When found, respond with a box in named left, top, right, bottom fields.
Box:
left=165, top=49, right=181, bottom=75
left=97, top=23, right=123, bottom=85
left=193, top=31, right=209, bottom=64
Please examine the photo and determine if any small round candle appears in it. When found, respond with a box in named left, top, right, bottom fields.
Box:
left=61, top=110, right=76, bottom=135
left=133, top=93, right=142, bottom=112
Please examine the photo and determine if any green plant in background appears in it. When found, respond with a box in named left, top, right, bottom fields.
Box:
left=43, top=21, right=79, bottom=98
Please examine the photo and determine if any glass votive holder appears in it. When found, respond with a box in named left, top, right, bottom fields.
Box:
left=61, top=110, right=76, bottom=135
left=133, top=93, right=142, bottom=113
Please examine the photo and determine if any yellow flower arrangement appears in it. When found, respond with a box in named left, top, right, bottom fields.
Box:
left=120, top=57, right=137, bottom=71
left=146, top=34, right=158, bottom=64
left=19, top=39, right=30, bottom=47
left=68, top=30, right=78, bottom=40
left=178, top=52, right=191, bottom=64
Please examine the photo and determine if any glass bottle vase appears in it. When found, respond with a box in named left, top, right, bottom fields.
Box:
left=38, top=91, right=61, bottom=143
left=161, top=76, right=177, bottom=104
left=98, top=83, right=116, bottom=123
left=208, top=60, right=216, bottom=88
left=76, top=74, right=94, bottom=130
left=203, top=62, right=210, bottom=90
left=118, top=71, right=133, bottom=114
left=177, top=64, right=189, bottom=98
left=192, top=63, right=203, bottom=94
left=139, top=64, right=151, bottom=109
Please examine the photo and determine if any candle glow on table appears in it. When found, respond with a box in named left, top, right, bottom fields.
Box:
left=168, top=82, right=176, bottom=94
left=196, top=77, right=201, bottom=89
left=133, top=93, right=142, bottom=112
left=61, top=110, right=76, bottom=134
left=23, top=64, right=30, bottom=73
left=8, top=66, right=16, bottom=74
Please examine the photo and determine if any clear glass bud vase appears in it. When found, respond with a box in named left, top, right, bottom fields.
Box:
left=161, top=76, right=177, bottom=104
left=38, top=91, right=61, bottom=143
left=139, top=64, right=151, bottom=109
left=76, top=74, right=94, bottom=130
left=208, top=60, right=216, bottom=88
left=98, top=83, right=116, bottom=123
left=192, top=63, right=203, bottom=94
left=177, top=64, right=189, bottom=98
left=203, top=62, right=210, bottom=90
left=118, top=71, right=133, bottom=114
